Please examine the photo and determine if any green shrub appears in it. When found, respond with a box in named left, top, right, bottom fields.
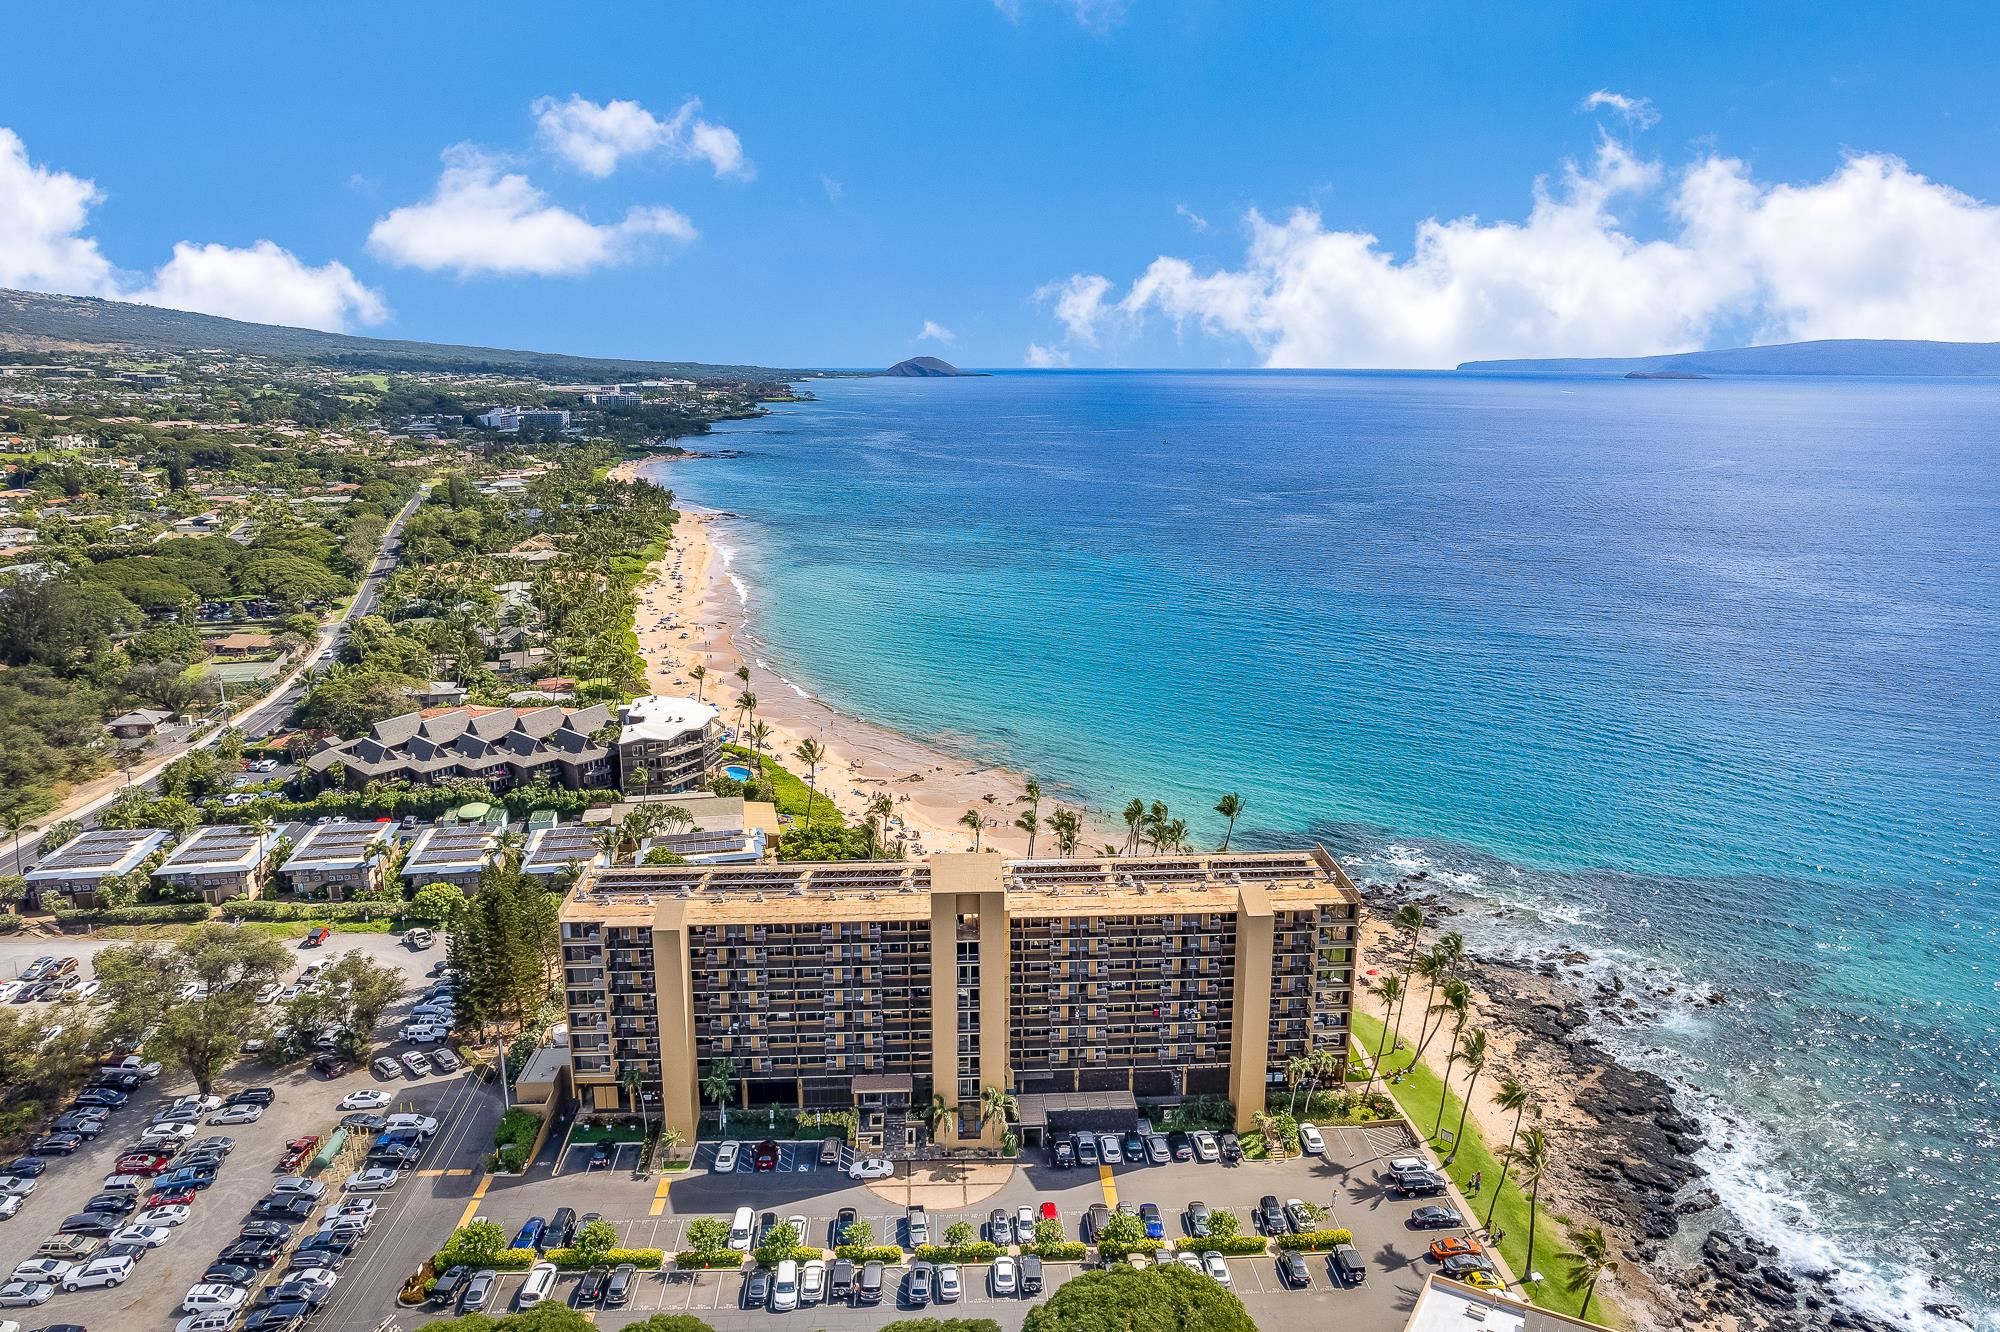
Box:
left=492, top=1106, right=542, bottom=1172
left=545, top=1246, right=664, bottom=1269
left=219, top=899, right=396, bottom=922
left=1275, top=1228, right=1354, bottom=1251
left=52, top=902, right=210, bottom=927
left=1198, top=1236, right=1273, bottom=1256
left=435, top=1245, right=537, bottom=1270
left=914, top=1241, right=1002, bottom=1264
left=833, top=1244, right=906, bottom=1264
left=675, top=1250, right=747, bottom=1270
left=1022, top=1240, right=1088, bottom=1261
left=1093, top=1237, right=1164, bottom=1260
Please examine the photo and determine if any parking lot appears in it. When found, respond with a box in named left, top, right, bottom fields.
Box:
left=411, top=1119, right=1472, bottom=1332
left=0, top=932, right=504, bottom=1331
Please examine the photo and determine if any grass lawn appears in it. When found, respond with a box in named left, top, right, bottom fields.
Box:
left=723, top=743, right=844, bottom=826
left=238, top=918, right=393, bottom=938
left=1352, top=1011, right=1615, bottom=1325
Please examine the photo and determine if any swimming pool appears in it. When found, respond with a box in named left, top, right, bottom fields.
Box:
left=723, top=763, right=753, bottom=782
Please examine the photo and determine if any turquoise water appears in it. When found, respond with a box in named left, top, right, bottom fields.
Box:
left=660, top=370, right=2000, bottom=1324
left=722, top=763, right=754, bottom=782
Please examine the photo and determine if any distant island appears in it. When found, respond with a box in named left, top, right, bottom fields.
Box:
left=879, top=356, right=984, bottom=377
left=1458, top=337, right=2000, bottom=377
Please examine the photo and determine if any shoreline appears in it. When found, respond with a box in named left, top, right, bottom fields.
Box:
left=616, top=455, right=1938, bottom=1332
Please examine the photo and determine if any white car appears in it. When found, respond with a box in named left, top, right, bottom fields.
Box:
left=7, top=1260, right=73, bottom=1286
left=0, top=1194, right=20, bottom=1220
left=399, top=1026, right=446, bottom=1044
left=141, top=1204, right=193, bottom=1227
left=800, top=1258, right=825, bottom=1305
left=62, top=1254, right=134, bottom=1291
left=1176, top=1251, right=1204, bottom=1273
left=936, top=1262, right=961, bottom=1302
left=517, top=1260, right=558, bottom=1308
left=992, top=1255, right=1018, bottom=1295
left=210, top=1103, right=262, bottom=1125
left=331, top=1198, right=378, bottom=1222
left=339, top=1090, right=391, bottom=1110
left=278, top=983, right=305, bottom=1002
left=400, top=1051, right=432, bottom=1077
left=1192, top=1131, right=1221, bottom=1162
left=847, top=1156, right=893, bottom=1180
left=0, top=981, right=24, bottom=1003
left=177, top=1313, right=239, bottom=1332
left=1204, top=1251, right=1232, bottom=1286
left=383, top=1114, right=438, bottom=1137
left=770, top=1258, right=799, bottom=1312
left=712, top=1141, right=739, bottom=1173
left=254, top=983, right=282, bottom=1005
left=110, top=1223, right=173, bottom=1248
left=74, top=980, right=102, bottom=1001
left=1298, top=1122, right=1326, bottom=1156
left=180, top=1282, right=249, bottom=1312
left=0, top=1177, right=35, bottom=1196
left=344, top=1168, right=400, bottom=1192
left=269, top=1176, right=326, bottom=1199
left=0, top=1280, right=53, bottom=1307
left=1098, top=1133, right=1123, bottom=1163
left=1387, top=1155, right=1430, bottom=1176
left=100, top=1174, right=146, bottom=1192
left=141, top=1122, right=196, bottom=1144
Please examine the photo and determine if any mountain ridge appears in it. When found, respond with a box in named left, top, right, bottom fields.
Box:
left=1457, top=338, right=2000, bottom=376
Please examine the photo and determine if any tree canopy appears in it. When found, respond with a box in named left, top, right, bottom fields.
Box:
left=1021, top=1266, right=1257, bottom=1332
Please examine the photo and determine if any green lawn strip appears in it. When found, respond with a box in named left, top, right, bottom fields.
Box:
left=723, top=743, right=843, bottom=827
left=1351, top=1012, right=1612, bottom=1324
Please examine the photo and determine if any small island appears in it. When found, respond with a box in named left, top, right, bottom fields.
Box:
left=879, top=356, right=984, bottom=377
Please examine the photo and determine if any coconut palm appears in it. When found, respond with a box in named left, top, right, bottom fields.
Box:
left=1014, top=808, right=1039, bottom=857
left=865, top=794, right=895, bottom=854
left=793, top=738, right=826, bottom=824
left=923, top=1094, right=953, bottom=1141
left=735, top=665, right=751, bottom=689
left=747, top=721, right=774, bottom=772
left=1285, top=1054, right=1313, bottom=1114
left=703, top=1058, right=737, bottom=1133
left=1016, top=777, right=1043, bottom=851
left=1447, top=1028, right=1489, bottom=1160
left=1310, top=1045, right=1343, bottom=1106
left=1048, top=808, right=1082, bottom=858
left=628, top=763, right=650, bottom=800
left=959, top=808, right=984, bottom=851
left=1371, top=975, right=1405, bottom=1083
left=618, top=810, right=653, bottom=862
left=978, top=1085, right=1017, bottom=1135
left=1429, top=984, right=1474, bottom=1136
left=1143, top=801, right=1171, bottom=852
left=595, top=823, right=623, bottom=868
left=1213, top=793, right=1244, bottom=850
left=1518, top=1128, right=1552, bottom=1285
left=1392, top=902, right=1426, bottom=990
left=1485, top=1079, right=1540, bottom=1229
left=621, top=1065, right=651, bottom=1136
left=1, top=808, right=42, bottom=876
left=1120, top=799, right=1145, bottom=855
left=688, top=664, right=707, bottom=701
left=734, top=690, right=757, bottom=739
left=1561, top=1225, right=1618, bottom=1318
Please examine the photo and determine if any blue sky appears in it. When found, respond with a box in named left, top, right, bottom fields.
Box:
left=5, top=1, right=2000, bottom=369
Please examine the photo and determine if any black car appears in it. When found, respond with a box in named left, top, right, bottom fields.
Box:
left=100, top=1241, right=148, bottom=1262
left=74, top=1088, right=127, bottom=1109
left=53, top=1112, right=106, bottom=1136
left=856, top=1260, right=885, bottom=1305
left=176, top=1152, right=228, bottom=1173
left=827, top=1259, right=855, bottom=1302
left=342, top=1113, right=388, bottom=1132
left=288, top=1249, right=345, bottom=1273
left=239, top=1221, right=293, bottom=1244
left=1394, top=1170, right=1448, bottom=1198
left=1409, top=1205, right=1463, bottom=1229
left=253, top=1197, right=317, bottom=1222
left=1167, top=1131, right=1194, bottom=1162
left=1084, top=1203, right=1110, bottom=1243
left=1219, top=1133, right=1244, bottom=1162
left=1, top=1156, right=46, bottom=1177
left=244, top=1300, right=312, bottom=1330
left=1051, top=1137, right=1075, bottom=1168
left=1330, top=1244, right=1367, bottom=1286
left=1019, top=1254, right=1045, bottom=1295
left=605, top=1262, right=636, bottom=1307
left=1256, top=1195, right=1286, bottom=1235
left=1277, top=1251, right=1311, bottom=1288
left=1186, top=1201, right=1212, bottom=1237
left=203, top=1261, right=261, bottom=1287
left=755, top=1211, right=778, bottom=1246
left=742, top=1268, right=771, bottom=1309
left=90, top=1071, right=145, bottom=1093
left=230, top=1087, right=278, bottom=1106
left=549, top=1206, right=578, bottom=1248
left=220, top=1237, right=287, bottom=1268
left=296, top=1233, right=357, bottom=1259
left=1123, top=1130, right=1146, bottom=1162
left=832, top=1207, right=858, bottom=1246
left=32, top=1133, right=82, bottom=1156
left=430, top=1265, right=469, bottom=1304
left=905, top=1262, right=933, bottom=1307
left=988, top=1209, right=1013, bottom=1245
left=367, top=1145, right=422, bottom=1170
left=82, top=1193, right=138, bottom=1216
left=576, top=1266, right=609, bottom=1304
left=258, top=1280, right=330, bottom=1309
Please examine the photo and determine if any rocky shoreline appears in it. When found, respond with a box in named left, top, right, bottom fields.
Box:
left=1360, top=875, right=1915, bottom=1332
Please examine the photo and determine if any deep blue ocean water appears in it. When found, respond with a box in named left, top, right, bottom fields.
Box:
left=659, top=370, right=2000, bottom=1325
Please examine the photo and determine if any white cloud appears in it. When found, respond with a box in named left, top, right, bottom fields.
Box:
left=820, top=174, right=844, bottom=201
left=0, top=128, right=118, bottom=297
left=918, top=320, right=956, bottom=344
left=1580, top=89, right=1660, bottom=130
left=367, top=146, right=695, bottom=278
left=130, top=241, right=387, bottom=331
left=1034, top=137, right=2000, bottom=367
left=531, top=94, right=750, bottom=179
left=1175, top=203, right=1211, bottom=233
left=993, top=0, right=1127, bottom=29
left=0, top=128, right=383, bottom=332
left=1024, top=342, right=1071, bottom=367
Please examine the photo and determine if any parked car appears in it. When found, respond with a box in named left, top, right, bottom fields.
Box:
left=904, top=1262, right=933, bottom=1307
left=605, top=1262, right=636, bottom=1307
left=1431, top=1235, right=1487, bottom=1262
left=1139, top=1202, right=1165, bottom=1239
left=1085, top=1203, right=1110, bottom=1243
left=1256, top=1195, right=1286, bottom=1234
left=1098, top=1133, right=1123, bottom=1163
left=771, top=1258, right=800, bottom=1312
left=1330, top=1244, right=1368, bottom=1286
left=180, top=1283, right=250, bottom=1314
left=1020, top=1251, right=1046, bottom=1292
left=511, top=1217, right=547, bottom=1250
left=827, top=1258, right=855, bottom=1302
left=1298, top=1122, right=1327, bottom=1156
left=575, top=1267, right=609, bottom=1305
left=0, top=1279, right=56, bottom=1307
left=1218, top=1133, right=1243, bottom=1162
left=338, top=1090, right=390, bottom=1110
left=430, top=1047, right=462, bottom=1073
left=1186, top=1201, right=1212, bottom=1236
left=833, top=1207, right=858, bottom=1246
left=907, top=1205, right=930, bottom=1247
left=988, top=1208, right=1012, bottom=1245
left=1278, top=1250, right=1312, bottom=1287
left=847, top=1156, right=893, bottom=1180
left=857, top=1260, right=885, bottom=1305
left=712, top=1141, right=740, bottom=1173
left=517, top=1260, right=558, bottom=1308
left=211, top=1103, right=262, bottom=1126
left=752, top=1139, right=779, bottom=1171
left=344, top=1168, right=400, bottom=1192
left=1052, top=1137, right=1076, bottom=1168
left=460, top=1269, right=498, bottom=1312
left=1204, top=1251, right=1232, bottom=1286
left=1284, top=1198, right=1317, bottom=1233
left=1410, top=1205, right=1464, bottom=1229
left=1076, top=1134, right=1099, bottom=1166
left=1145, top=1134, right=1171, bottom=1164
left=400, top=1052, right=432, bottom=1077
left=742, top=1267, right=771, bottom=1309
left=992, top=1255, right=1018, bottom=1296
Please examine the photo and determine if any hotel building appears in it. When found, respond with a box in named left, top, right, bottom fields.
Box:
left=558, top=848, right=1360, bottom=1148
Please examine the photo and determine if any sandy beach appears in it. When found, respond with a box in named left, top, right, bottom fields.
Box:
left=620, top=459, right=1114, bottom=858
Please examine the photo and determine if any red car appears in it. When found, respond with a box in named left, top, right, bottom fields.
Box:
left=117, top=1152, right=175, bottom=1176
left=1039, top=1201, right=1060, bottom=1223
left=752, top=1139, right=779, bottom=1172
left=148, top=1188, right=198, bottom=1207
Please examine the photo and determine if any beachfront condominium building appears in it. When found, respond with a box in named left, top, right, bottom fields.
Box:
left=616, top=695, right=723, bottom=795
left=558, top=848, right=1360, bottom=1149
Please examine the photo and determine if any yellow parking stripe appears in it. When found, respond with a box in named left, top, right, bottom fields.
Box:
left=648, top=1174, right=673, bottom=1217
left=1098, top=1164, right=1117, bottom=1207
left=455, top=1173, right=491, bottom=1228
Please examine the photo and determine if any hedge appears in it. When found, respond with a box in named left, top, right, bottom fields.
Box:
left=1095, top=1238, right=1165, bottom=1260
left=1022, top=1241, right=1088, bottom=1262
left=834, top=1244, right=907, bottom=1264
left=220, top=899, right=397, bottom=922
left=52, top=903, right=210, bottom=927
left=1274, top=1228, right=1354, bottom=1251
left=1198, top=1236, right=1273, bottom=1257
left=914, top=1242, right=1001, bottom=1264
left=492, top=1107, right=542, bottom=1173
left=754, top=1245, right=821, bottom=1266
left=0, top=917, right=23, bottom=935
left=546, top=1246, right=663, bottom=1270
left=436, top=1247, right=537, bottom=1270
left=676, top=1251, right=747, bottom=1270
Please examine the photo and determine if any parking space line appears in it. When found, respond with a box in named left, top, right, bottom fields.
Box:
left=649, top=1174, right=673, bottom=1217
left=1098, top=1163, right=1117, bottom=1206
left=456, top=1171, right=491, bottom=1228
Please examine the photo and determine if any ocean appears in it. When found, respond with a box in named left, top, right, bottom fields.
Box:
left=659, top=369, right=2000, bottom=1326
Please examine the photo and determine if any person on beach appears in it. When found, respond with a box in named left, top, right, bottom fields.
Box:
left=1470, top=1170, right=1482, bottom=1193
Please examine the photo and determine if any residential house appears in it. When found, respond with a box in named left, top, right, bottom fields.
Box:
left=401, top=823, right=499, bottom=891
left=523, top=822, right=610, bottom=881
left=25, top=828, right=172, bottom=907
left=151, top=823, right=286, bottom=904
left=283, top=821, right=394, bottom=900
left=105, top=707, right=175, bottom=740
left=305, top=704, right=618, bottom=792
left=209, top=631, right=275, bottom=657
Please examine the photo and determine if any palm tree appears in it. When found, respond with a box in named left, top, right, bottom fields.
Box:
left=1518, top=1128, right=1552, bottom=1286
left=735, top=665, right=751, bottom=690
left=1429, top=984, right=1474, bottom=1136
left=1486, top=1080, right=1540, bottom=1229
left=1014, top=808, right=1039, bottom=857
left=1163, top=818, right=1190, bottom=853
left=594, top=823, right=623, bottom=868
left=1391, top=902, right=1426, bottom=992
left=629, top=763, right=650, bottom=800
left=702, top=1058, right=737, bottom=1133
left=1016, top=777, right=1043, bottom=846
left=1213, top=793, right=1244, bottom=850
left=1370, top=975, right=1405, bottom=1085
left=1414, top=976, right=1471, bottom=1079
left=688, top=664, right=707, bottom=701
left=621, top=1065, right=651, bottom=1137
left=1048, top=808, right=1081, bottom=858
left=1120, top=799, right=1145, bottom=855
left=978, top=1086, right=1017, bottom=1138
left=618, top=810, right=653, bottom=863
left=1446, top=1028, right=1488, bottom=1159
left=747, top=721, right=774, bottom=772
left=865, top=795, right=895, bottom=854
left=1561, top=1225, right=1618, bottom=1318
left=1309, top=1045, right=1343, bottom=1108
left=1284, top=1054, right=1313, bottom=1114
left=922, top=1094, right=953, bottom=1142
left=959, top=809, right=984, bottom=852
left=734, top=690, right=757, bottom=740
left=1, top=809, right=42, bottom=876
left=1143, top=801, right=1171, bottom=852
left=793, top=738, right=825, bottom=824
